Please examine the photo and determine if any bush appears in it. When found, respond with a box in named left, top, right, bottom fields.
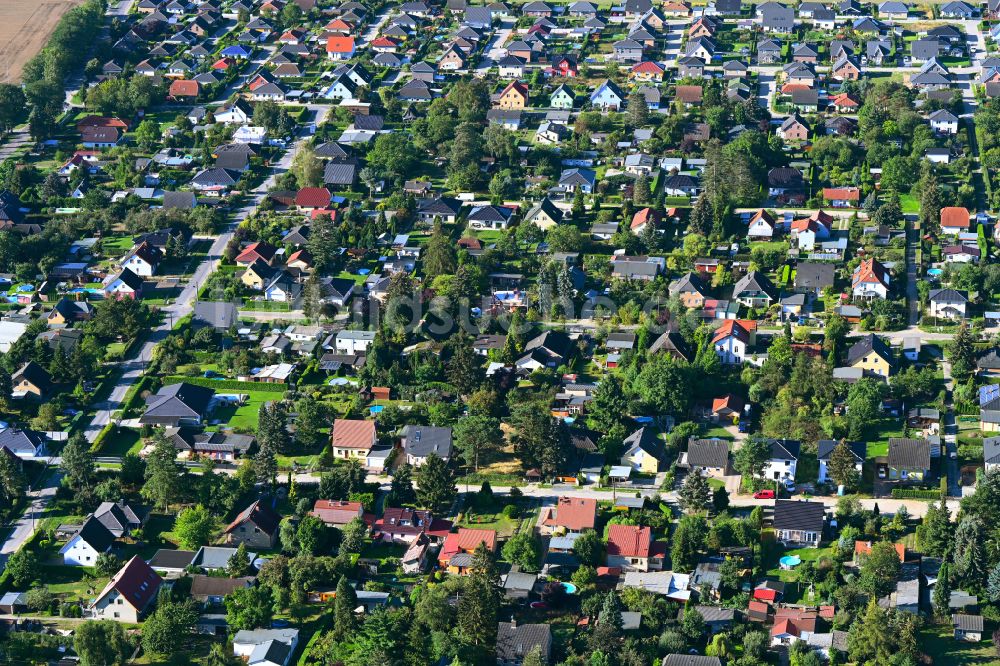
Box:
left=502, top=504, right=519, bottom=518
left=890, top=488, right=941, bottom=500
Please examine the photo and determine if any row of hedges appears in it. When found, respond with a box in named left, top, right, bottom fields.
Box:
left=163, top=375, right=288, bottom=393
left=890, top=488, right=941, bottom=500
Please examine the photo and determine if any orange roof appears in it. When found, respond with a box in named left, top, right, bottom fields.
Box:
left=235, top=241, right=276, bottom=264
left=606, top=524, right=652, bottom=559
left=371, top=37, right=399, bottom=48
left=76, top=116, right=129, bottom=131
left=830, top=92, right=860, bottom=107
left=540, top=497, right=597, bottom=531
left=822, top=187, right=860, bottom=201
left=326, top=18, right=352, bottom=31
left=441, top=528, right=498, bottom=561
left=712, top=394, right=743, bottom=413
left=332, top=419, right=376, bottom=450
left=749, top=209, right=775, bottom=226
left=712, top=319, right=754, bottom=344
left=781, top=83, right=811, bottom=94
left=630, top=207, right=660, bottom=229
left=793, top=210, right=834, bottom=227
left=327, top=35, right=355, bottom=53
left=940, top=206, right=971, bottom=228
left=854, top=540, right=905, bottom=561
left=212, top=57, right=235, bottom=70
left=853, top=258, right=888, bottom=287
left=168, top=79, right=199, bottom=97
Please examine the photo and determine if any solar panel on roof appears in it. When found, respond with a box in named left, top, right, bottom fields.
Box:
left=980, top=384, right=1000, bottom=405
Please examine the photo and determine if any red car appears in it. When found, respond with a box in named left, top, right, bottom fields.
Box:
left=753, top=490, right=776, bottom=500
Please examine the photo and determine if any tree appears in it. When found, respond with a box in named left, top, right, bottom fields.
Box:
left=445, top=335, right=483, bottom=396
left=332, top=575, right=358, bottom=640
left=75, top=620, right=132, bottom=666
left=0, top=84, right=28, bottom=133
left=295, top=515, right=332, bottom=555
left=987, top=562, right=1000, bottom=603
left=521, top=646, right=545, bottom=666
left=501, top=533, right=542, bottom=572
left=588, top=374, right=629, bottom=433
left=712, top=486, right=729, bottom=513
left=949, top=323, right=978, bottom=381
left=679, top=472, right=711, bottom=514
left=134, top=119, right=160, bottom=151
left=366, top=132, right=417, bottom=182
left=5, top=548, right=38, bottom=588
left=594, top=590, right=624, bottom=646
left=681, top=607, right=706, bottom=641
left=453, top=416, right=503, bottom=472
left=291, top=144, right=323, bottom=188
left=933, top=561, right=952, bottom=617
left=228, top=542, right=252, bottom=577
left=423, top=220, right=457, bottom=280
left=258, top=400, right=291, bottom=455
left=295, top=393, right=328, bottom=448
left=858, top=541, right=902, bottom=599
left=225, top=585, right=273, bottom=631
left=142, top=599, right=197, bottom=655
left=142, top=433, right=183, bottom=510
left=671, top=515, right=707, bottom=571
left=573, top=529, right=602, bottom=566
left=0, top=451, right=26, bottom=505
left=61, top=433, right=96, bottom=492
left=953, top=515, right=988, bottom=586
left=173, top=505, right=218, bottom=549
left=206, top=643, right=238, bottom=666
left=341, top=516, right=367, bottom=553
left=733, top=436, right=771, bottom=481
left=828, top=440, right=861, bottom=490
left=846, top=377, right=883, bottom=438
left=415, top=453, right=455, bottom=513
left=626, top=92, right=649, bottom=127
left=95, top=552, right=122, bottom=577
left=632, top=174, right=650, bottom=205
left=388, top=463, right=415, bottom=507
left=458, top=543, right=502, bottom=648
left=920, top=499, right=953, bottom=557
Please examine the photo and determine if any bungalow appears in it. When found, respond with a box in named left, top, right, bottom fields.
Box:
left=439, top=528, right=497, bottom=573
left=823, top=187, right=860, bottom=207
left=0, top=427, right=48, bottom=458
left=941, top=206, right=972, bottom=234
left=539, top=497, right=597, bottom=535
left=326, top=35, right=356, bottom=60
left=138, top=382, right=215, bottom=427
left=773, top=500, right=825, bottom=547
left=331, top=418, right=377, bottom=461
left=887, top=438, right=931, bottom=483
left=683, top=438, right=730, bottom=477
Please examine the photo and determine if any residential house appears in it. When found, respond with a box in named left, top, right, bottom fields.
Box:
left=401, top=425, right=453, bottom=465
left=539, top=497, right=598, bottom=535
left=310, top=500, right=364, bottom=527
left=773, top=500, right=826, bottom=547
left=887, top=438, right=931, bottom=483
left=607, top=524, right=665, bottom=571
left=817, top=440, right=865, bottom=484
left=138, top=382, right=215, bottom=427
left=732, top=271, right=777, bottom=308
left=88, top=556, right=162, bottom=623
left=713, top=319, right=755, bottom=365
left=224, top=500, right=280, bottom=549
left=683, top=438, right=730, bottom=477
left=331, top=418, right=377, bottom=461
left=928, top=288, right=968, bottom=320
left=852, top=258, right=890, bottom=300
left=620, top=426, right=661, bottom=473
left=764, top=439, right=800, bottom=482
left=60, top=516, right=115, bottom=566
left=846, top=333, right=895, bottom=378
left=496, top=623, right=552, bottom=666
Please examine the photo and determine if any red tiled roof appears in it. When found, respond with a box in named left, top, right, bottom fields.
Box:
left=311, top=500, right=363, bottom=525
left=830, top=92, right=860, bottom=107
left=712, top=394, right=743, bottom=413
left=371, top=37, right=399, bottom=48
left=852, top=258, right=888, bottom=287
left=76, top=116, right=129, bottom=131
left=500, top=81, right=529, bottom=98
left=332, top=418, right=376, bottom=450
left=822, top=187, right=860, bottom=201
left=327, top=35, right=355, bottom=53
left=225, top=499, right=280, bottom=536
left=440, top=528, right=498, bottom=561
left=712, top=319, right=754, bottom=344
left=631, top=61, right=664, bottom=74
left=940, top=206, right=971, bottom=228
left=630, top=207, right=661, bottom=230
left=168, top=79, right=200, bottom=97
left=540, top=497, right=597, bottom=531
left=854, top=540, right=905, bottom=561
left=606, top=524, right=652, bottom=559
left=235, top=241, right=276, bottom=265
left=295, top=187, right=331, bottom=208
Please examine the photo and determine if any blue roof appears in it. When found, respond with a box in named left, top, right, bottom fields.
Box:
left=980, top=384, right=1000, bottom=406
left=221, top=45, right=250, bottom=57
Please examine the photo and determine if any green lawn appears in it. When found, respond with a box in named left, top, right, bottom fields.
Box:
left=899, top=193, right=920, bottom=214
left=100, top=427, right=142, bottom=457
left=209, top=391, right=275, bottom=431
left=41, top=565, right=108, bottom=603
left=919, top=626, right=997, bottom=665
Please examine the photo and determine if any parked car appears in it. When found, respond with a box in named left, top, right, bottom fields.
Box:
left=753, top=489, right=775, bottom=499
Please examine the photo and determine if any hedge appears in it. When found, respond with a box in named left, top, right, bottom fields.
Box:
left=163, top=376, right=288, bottom=392
left=890, top=488, right=941, bottom=500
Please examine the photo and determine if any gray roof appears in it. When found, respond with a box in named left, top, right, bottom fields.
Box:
left=888, top=438, right=931, bottom=470
left=503, top=571, right=538, bottom=591
left=846, top=334, right=893, bottom=366
left=773, top=500, right=825, bottom=532
left=662, top=657, right=723, bottom=666
left=686, top=439, right=729, bottom=468
left=192, top=545, right=258, bottom=570
left=496, top=623, right=552, bottom=663
left=794, top=262, right=835, bottom=290
left=147, top=549, right=197, bottom=570
left=984, top=437, right=1000, bottom=465
left=929, top=288, right=968, bottom=304
left=952, top=613, right=984, bottom=631
left=140, top=382, right=215, bottom=423
left=72, top=516, right=116, bottom=553
left=402, top=425, right=453, bottom=459
left=323, top=160, right=357, bottom=185
left=817, top=440, right=865, bottom=462
left=193, top=301, right=238, bottom=329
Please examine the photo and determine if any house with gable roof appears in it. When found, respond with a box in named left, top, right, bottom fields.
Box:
left=224, top=499, right=281, bottom=549
left=89, top=556, right=162, bottom=623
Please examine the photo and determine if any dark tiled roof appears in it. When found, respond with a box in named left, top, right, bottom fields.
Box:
left=887, top=438, right=931, bottom=470
left=773, top=500, right=825, bottom=532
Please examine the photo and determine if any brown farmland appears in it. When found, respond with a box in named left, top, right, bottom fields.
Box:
left=0, top=0, right=85, bottom=84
